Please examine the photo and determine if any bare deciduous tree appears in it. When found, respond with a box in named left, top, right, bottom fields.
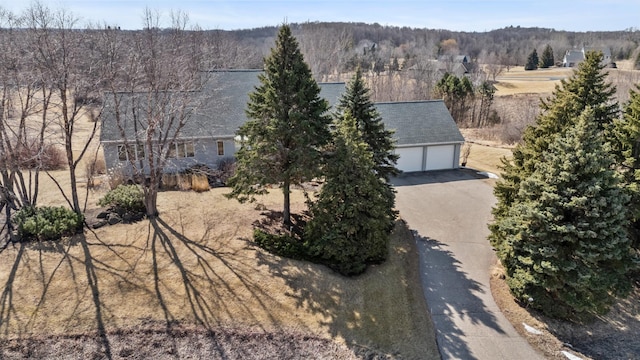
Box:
left=100, top=9, right=206, bottom=217
left=24, top=2, right=100, bottom=215
left=296, top=23, right=353, bottom=82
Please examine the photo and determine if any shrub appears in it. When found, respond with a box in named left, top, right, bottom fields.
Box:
left=0, top=140, right=66, bottom=171
left=85, top=157, right=106, bottom=189
left=253, top=229, right=307, bottom=261
left=107, top=167, right=126, bottom=189
left=177, top=174, right=192, bottom=191
left=98, top=184, right=145, bottom=214
left=191, top=173, right=210, bottom=192
left=161, top=173, right=178, bottom=190
left=216, top=157, right=236, bottom=184
left=13, top=206, right=83, bottom=241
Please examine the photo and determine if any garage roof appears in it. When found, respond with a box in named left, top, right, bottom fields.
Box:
left=376, top=100, right=465, bottom=146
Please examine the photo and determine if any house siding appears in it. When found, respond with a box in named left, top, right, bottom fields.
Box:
left=102, top=138, right=237, bottom=177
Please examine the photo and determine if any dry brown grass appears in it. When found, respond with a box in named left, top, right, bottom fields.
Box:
left=0, top=103, right=438, bottom=357
left=495, top=66, right=574, bottom=96
left=0, top=185, right=438, bottom=359
left=491, top=261, right=640, bottom=360
left=190, top=174, right=210, bottom=192
left=458, top=131, right=513, bottom=175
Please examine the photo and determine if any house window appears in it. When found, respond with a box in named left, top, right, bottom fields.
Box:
left=168, top=141, right=195, bottom=159
left=118, top=145, right=128, bottom=161
left=217, top=141, right=224, bottom=156
left=177, top=142, right=187, bottom=158
left=185, top=142, right=195, bottom=157
left=167, top=143, right=177, bottom=159
left=118, top=144, right=145, bottom=162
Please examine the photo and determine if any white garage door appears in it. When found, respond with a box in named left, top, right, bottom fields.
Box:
left=395, top=147, right=424, bottom=172
left=425, top=144, right=455, bottom=171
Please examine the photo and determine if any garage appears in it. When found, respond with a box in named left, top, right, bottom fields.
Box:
left=395, top=147, right=424, bottom=173
left=378, top=100, right=465, bottom=173
left=425, top=144, right=456, bottom=171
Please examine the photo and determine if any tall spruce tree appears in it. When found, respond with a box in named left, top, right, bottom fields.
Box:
left=305, top=111, right=396, bottom=275
left=524, top=49, right=539, bottom=70
left=226, top=25, right=331, bottom=225
left=611, top=85, right=640, bottom=250
left=540, top=44, right=555, bottom=68
left=335, top=67, right=399, bottom=180
left=490, top=109, right=635, bottom=318
left=493, top=50, right=618, bottom=220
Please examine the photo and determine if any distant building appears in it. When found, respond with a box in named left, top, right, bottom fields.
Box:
left=562, top=46, right=612, bottom=67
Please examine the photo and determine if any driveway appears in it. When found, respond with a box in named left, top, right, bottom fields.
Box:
left=392, top=169, right=543, bottom=360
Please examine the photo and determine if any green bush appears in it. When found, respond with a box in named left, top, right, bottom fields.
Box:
left=253, top=229, right=307, bottom=261
left=98, top=184, right=145, bottom=213
left=13, top=206, right=83, bottom=241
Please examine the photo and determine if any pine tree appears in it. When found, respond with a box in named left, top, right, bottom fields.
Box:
left=611, top=85, right=640, bottom=249
left=226, top=25, right=331, bottom=225
left=335, top=67, right=399, bottom=181
left=491, top=109, right=635, bottom=319
left=435, top=72, right=474, bottom=124
left=524, top=49, right=539, bottom=70
left=540, top=44, right=555, bottom=68
left=305, top=112, right=396, bottom=275
left=493, top=50, right=618, bottom=220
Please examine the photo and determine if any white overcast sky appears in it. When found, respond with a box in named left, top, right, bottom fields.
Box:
left=0, top=0, right=638, bottom=32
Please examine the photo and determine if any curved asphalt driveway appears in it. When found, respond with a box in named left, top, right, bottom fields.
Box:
left=392, top=169, right=543, bottom=360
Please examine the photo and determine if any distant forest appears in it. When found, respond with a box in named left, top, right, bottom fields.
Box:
left=208, top=22, right=640, bottom=72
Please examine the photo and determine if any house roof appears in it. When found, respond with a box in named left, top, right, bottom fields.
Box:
left=563, top=50, right=584, bottom=64
left=376, top=100, right=465, bottom=146
left=100, top=70, right=346, bottom=142
left=101, top=71, right=465, bottom=148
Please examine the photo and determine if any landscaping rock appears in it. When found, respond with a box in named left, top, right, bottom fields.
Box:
left=107, top=213, right=122, bottom=225
left=92, top=220, right=108, bottom=229
left=96, top=211, right=109, bottom=219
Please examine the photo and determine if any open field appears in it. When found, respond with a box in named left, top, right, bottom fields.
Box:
left=464, top=143, right=512, bottom=175
left=0, top=183, right=438, bottom=359
left=494, top=66, right=574, bottom=96
left=460, top=129, right=513, bottom=175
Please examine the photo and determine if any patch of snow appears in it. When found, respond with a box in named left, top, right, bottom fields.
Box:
left=522, top=322, right=543, bottom=335
left=478, top=171, right=499, bottom=179
left=561, top=351, right=584, bottom=360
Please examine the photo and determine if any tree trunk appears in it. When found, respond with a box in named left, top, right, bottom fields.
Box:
left=68, top=164, right=81, bottom=215
left=145, top=185, right=159, bottom=218
left=283, top=179, right=291, bottom=226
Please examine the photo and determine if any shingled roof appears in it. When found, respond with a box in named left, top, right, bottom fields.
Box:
left=101, top=71, right=464, bottom=148
left=376, top=100, right=465, bottom=146
left=100, top=69, right=345, bottom=142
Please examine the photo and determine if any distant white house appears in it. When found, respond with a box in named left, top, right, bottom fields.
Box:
left=562, top=46, right=612, bottom=67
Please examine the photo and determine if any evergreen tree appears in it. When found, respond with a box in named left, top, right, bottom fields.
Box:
left=524, top=48, right=539, bottom=70
left=226, top=25, right=331, bottom=225
left=611, top=85, right=640, bottom=249
left=491, top=109, right=635, bottom=319
left=305, top=111, right=396, bottom=275
left=335, top=67, right=400, bottom=181
left=540, top=44, right=555, bottom=68
left=435, top=72, right=474, bottom=124
left=493, top=50, right=618, bottom=220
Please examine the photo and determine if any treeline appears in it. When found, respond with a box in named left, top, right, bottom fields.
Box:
left=223, top=22, right=640, bottom=70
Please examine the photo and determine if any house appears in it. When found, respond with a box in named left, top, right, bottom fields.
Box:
left=100, top=70, right=344, bottom=176
left=378, top=100, right=464, bottom=172
left=562, top=46, right=612, bottom=67
left=436, top=54, right=473, bottom=76
left=100, top=70, right=464, bottom=176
